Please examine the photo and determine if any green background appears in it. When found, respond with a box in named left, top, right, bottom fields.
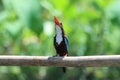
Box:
left=0, top=0, right=120, bottom=80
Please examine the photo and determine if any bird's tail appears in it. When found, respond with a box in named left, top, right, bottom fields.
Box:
left=62, top=67, right=66, bottom=73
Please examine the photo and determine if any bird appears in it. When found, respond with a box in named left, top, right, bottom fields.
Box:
left=53, top=16, right=69, bottom=73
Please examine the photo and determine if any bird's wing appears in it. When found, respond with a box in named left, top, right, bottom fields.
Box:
left=54, top=36, right=56, bottom=47
left=64, top=37, right=69, bottom=52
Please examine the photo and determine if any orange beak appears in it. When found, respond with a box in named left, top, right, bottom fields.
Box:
left=54, top=16, right=60, bottom=26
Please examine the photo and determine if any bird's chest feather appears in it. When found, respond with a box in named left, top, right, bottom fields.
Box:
left=56, top=34, right=63, bottom=45
left=56, top=26, right=63, bottom=45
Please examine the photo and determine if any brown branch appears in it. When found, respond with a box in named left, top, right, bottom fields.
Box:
left=0, top=55, right=120, bottom=67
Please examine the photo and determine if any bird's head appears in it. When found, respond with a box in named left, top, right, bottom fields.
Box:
left=54, top=16, right=64, bottom=35
left=54, top=16, right=62, bottom=27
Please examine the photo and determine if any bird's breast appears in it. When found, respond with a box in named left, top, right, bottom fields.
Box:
left=56, top=35, right=63, bottom=45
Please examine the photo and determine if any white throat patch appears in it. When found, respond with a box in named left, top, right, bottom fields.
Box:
left=56, top=26, right=63, bottom=44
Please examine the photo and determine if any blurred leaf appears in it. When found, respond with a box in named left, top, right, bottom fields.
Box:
left=11, top=0, right=43, bottom=35
left=50, top=0, right=69, bottom=11
left=5, top=20, right=23, bottom=40
left=106, top=0, right=120, bottom=24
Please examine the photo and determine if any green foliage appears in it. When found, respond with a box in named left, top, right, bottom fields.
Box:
left=0, top=0, right=120, bottom=80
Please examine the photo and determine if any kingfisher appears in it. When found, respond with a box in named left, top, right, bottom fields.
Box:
left=53, top=16, right=69, bottom=73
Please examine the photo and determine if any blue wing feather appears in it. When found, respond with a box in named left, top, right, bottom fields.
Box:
left=64, top=37, right=69, bottom=52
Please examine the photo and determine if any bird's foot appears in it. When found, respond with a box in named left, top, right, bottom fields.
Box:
left=63, top=54, right=68, bottom=57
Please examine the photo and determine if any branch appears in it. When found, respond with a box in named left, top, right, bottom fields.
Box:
left=0, top=55, right=120, bottom=67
